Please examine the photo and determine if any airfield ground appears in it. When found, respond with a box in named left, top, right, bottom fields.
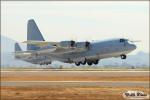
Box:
left=1, top=87, right=149, bottom=100
left=1, top=68, right=149, bottom=100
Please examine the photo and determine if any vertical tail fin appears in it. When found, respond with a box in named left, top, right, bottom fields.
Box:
left=27, top=19, right=45, bottom=50
left=15, top=43, right=22, bottom=52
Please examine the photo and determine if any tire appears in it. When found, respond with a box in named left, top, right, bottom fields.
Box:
left=93, top=60, right=99, bottom=65
left=121, top=55, right=126, bottom=59
left=81, top=61, right=86, bottom=65
left=75, top=62, right=80, bottom=66
left=87, top=62, right=92, bottom=66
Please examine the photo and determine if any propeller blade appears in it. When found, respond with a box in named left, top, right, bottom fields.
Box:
left=130, top=40, right=141, bottom=42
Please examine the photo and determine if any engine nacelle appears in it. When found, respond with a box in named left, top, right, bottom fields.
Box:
left=60, top=40, right=75, bottom=47
left=60, top=40, right=91, bottom=49
left=76, top=41, right=90, bottom=49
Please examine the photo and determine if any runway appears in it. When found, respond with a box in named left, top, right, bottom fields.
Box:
left=1, top=70, right=149, bottom=88
left=2, top=70, right=149, bottom=77
left=1, top=81, right=149, bottom=88
left=1, top=70, right=149, bottom=100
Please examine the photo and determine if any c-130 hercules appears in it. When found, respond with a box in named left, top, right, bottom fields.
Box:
left=14, top=19, right=136, bottom=66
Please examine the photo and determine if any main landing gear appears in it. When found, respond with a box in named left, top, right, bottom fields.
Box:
left=75, top=59, right=99, bottom=66
left=40, top=62, right=51, bottom=65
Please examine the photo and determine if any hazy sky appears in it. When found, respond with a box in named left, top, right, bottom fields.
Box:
left=1, top=1, right=149, bottom=53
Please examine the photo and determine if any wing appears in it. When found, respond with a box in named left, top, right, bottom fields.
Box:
left=50, top=47, right=86, bottom=54
left=23, top=40, right=89, bottom=54
left=23, top=40, right=60, bottom=47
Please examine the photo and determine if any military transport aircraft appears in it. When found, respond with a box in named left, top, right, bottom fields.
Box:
left=14, top=19, right=137, bottom=66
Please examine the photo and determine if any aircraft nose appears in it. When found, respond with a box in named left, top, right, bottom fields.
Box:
left=130, top=44, right=136, bottom=50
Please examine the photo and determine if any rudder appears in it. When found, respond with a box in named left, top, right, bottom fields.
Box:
left=27, top=19, right=45, bottom=50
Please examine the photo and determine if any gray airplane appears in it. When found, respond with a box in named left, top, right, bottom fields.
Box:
left=14, top=19, right=137, bottom=66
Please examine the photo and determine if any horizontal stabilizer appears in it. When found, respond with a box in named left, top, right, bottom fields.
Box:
left=15, top=43, right=22, bottom=52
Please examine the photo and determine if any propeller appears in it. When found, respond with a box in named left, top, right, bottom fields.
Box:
left=129, top=40, right=141, bottom=43
left=120, top=33, right=141, bottom=44
left=127, top=39, right=141, bottom=43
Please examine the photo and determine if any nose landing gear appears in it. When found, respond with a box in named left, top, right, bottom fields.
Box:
left=121, top=54, right=126, bottom=59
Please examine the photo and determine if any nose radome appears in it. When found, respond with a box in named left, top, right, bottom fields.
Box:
left=131, top=44, right=136, bottom=50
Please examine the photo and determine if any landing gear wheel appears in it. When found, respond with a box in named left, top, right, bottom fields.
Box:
left=87, top=62, right=92, bottom=66
left=93, top=60, right=99, bottom=65
left=81, top=61, right=86, bottom=65
left=75, top=62, right=80, bottom=66
left=121, top=54, right=126, bottom=59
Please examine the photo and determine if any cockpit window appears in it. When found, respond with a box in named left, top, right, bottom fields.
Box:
left=120, top=39, right=125, bottom=42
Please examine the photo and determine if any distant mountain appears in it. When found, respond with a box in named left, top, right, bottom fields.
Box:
left=1, top=35, right=149, bottom=68
left=1, top=35, right=26, bottom=53
left=1, top=35, right=17, bottom=53
left=99, top=51, right=149, bottom=68
left=1, top=35, right=34, bottom=67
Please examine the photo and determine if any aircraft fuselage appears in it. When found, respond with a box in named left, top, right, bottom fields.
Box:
left=16, top=38, right=136, bottom=66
